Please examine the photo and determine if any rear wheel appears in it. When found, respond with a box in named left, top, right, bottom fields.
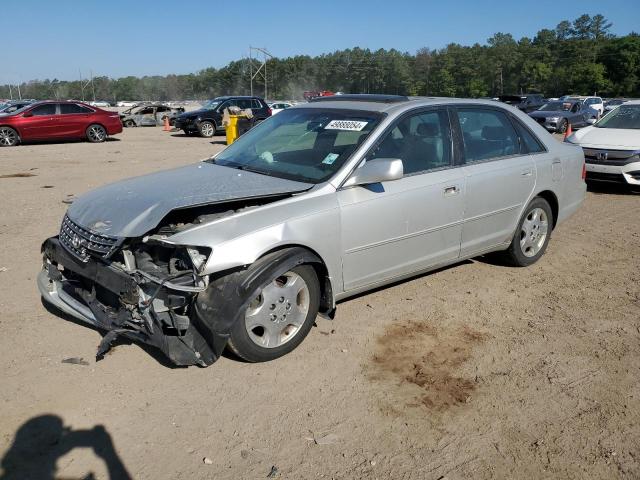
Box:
left=86, top=124, right=107, bottom=143
left=227, top=264, right=320, bottom=362
left=123, top=119, right=136, bottom=128
left=501, top=197, right=553, bottom=267
left=199, top=121, right=215, bottom=138
left=0, top=126, right=19, bottom=147
left=557, top=118, right=568, bottom=134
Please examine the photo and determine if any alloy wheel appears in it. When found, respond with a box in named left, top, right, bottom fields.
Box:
left=0, top=127, right=18, bottom=146
left=244, top=271, right=310, bottom=348
left=200, top=122, right=214, bottom=137
left=520, top=207, right=549, bottom=257
left=87, top=125, right=106, bottom=142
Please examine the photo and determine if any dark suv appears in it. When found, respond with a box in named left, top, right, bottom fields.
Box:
left=499, top=94, right=545, bottom=113
left=174, top=96, right=271, bottom=137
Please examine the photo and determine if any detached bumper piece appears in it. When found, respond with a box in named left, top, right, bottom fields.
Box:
left=39, top=237, right=219, bottom=367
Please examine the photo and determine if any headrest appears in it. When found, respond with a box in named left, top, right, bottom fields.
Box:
left=416, top=123, right=439, bottom=137
left=482, top=126, right=507, bottom=141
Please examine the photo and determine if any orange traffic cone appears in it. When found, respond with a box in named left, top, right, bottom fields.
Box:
left=563, top=121, right=572, bottom=140
left=163, top=116, right=171, bottom=132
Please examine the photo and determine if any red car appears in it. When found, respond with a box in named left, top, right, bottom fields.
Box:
left=0, top=101, right=123, bottom=147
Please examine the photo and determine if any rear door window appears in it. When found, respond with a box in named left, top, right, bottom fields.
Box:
left=31, top=104, right=57, bottom=116
left=60, top=103, right=92, bottom=114
left=251, top=99, right=262, bottom=109
left=457, top=108, right=519, bottom=162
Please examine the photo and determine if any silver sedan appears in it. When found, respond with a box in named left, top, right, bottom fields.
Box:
left=39, top=95, right=586, bottom=366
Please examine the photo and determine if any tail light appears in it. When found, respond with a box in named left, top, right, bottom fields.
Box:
left=267, top=108, right=272, bottom=116
left=581, top=162, right=586, bottom=180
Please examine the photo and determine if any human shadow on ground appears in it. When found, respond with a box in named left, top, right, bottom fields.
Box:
left=0, top=414, right=131, bottom=480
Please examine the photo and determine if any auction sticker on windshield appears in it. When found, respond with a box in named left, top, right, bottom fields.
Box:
left=325, top=120, right=368, bottom=131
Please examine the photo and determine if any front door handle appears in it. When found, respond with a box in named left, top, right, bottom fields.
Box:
left=443, top=185, right=460, bottom=196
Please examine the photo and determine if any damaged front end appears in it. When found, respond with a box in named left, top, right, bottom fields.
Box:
left=39, top=205, right=261, bottom=367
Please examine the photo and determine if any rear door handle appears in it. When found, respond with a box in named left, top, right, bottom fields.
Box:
left=443, top=185, right=460, bottom=196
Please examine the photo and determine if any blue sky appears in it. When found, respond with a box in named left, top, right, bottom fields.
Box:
left=1, top=0, right=638, bottom=83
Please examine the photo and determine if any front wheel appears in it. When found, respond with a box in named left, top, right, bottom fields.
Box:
left=501, top=197, right=553, bottom=267
left=199, top=121, right=215, bottom=138
left=86, top=124, right=107, bottom=143
left=123, top=119, right=136, bottom=128
left=227, top=265, right=320, bottom=362
left=0, top=126, right=19, bottom=147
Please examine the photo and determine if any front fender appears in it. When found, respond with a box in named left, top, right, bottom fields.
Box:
left=193, top=247, right=325, bottom=358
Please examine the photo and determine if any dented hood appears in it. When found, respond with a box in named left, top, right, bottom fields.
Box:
left=66, top=162, right=312, bottom=238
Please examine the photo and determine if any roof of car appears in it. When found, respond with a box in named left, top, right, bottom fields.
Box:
left=300, top=95, right=515, bottom=114
left=213, top=96, right=263, bottom=100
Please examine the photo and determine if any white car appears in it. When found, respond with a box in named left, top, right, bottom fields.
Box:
left=89, top=100, right=111, bottom=107
left=269, top=102, right=294, bottom=115
left=566, top=100, right=640, bottom=186
left=566, top=96, right=604, bottom=117
left=116, top=101, right=139, bottom=108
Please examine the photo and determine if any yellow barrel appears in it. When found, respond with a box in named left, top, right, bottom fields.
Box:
left=226, top=115, right=243, bottom=145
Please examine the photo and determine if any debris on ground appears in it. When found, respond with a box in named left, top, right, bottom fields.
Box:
left=0, top=173, right=37, bottom=178
left=61, top=357, right=89, bottom=366
left=62, top=194, right=76, bottom=204
left=41, top=185, right=54, bottom=188
left=313, top=432, right=339, bottom=445
left=267, top=465, right=278, bottom=477
left=0, top=267, right=7, bottom=273
left=203, top=457, right=213, bottom=465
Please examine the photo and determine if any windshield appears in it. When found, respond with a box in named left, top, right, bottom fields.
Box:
left=201, top=100, right=221, bottom=110
left=210, top=108, right=384, bottom=184
left=595, top=105, right=640, bottom=129
left=1, top=103, right=31, bottom=114
left=540, top=102, right=572, bottom=112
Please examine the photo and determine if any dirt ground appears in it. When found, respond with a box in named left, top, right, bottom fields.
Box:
left=0, top=127, right=639, bottom=480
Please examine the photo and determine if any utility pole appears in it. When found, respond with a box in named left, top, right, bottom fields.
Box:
left=249, top=46, right=273, bottom=100
left=91, top=70, right=95, bottom=101
left=8, top=84, right=12, bottom=100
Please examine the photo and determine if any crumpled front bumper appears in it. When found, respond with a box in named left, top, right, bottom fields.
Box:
left=38, top=237, right=224, bottom=367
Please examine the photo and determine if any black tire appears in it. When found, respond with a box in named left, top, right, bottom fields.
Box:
left=123, top=119, right=136, bottom=128
left=199, top=121, right=216, bottom=138
left=227, top=264, right=320, bottom=362
left=0, top=126, right=19, bottom=147
left=184, top=130, right=196, bottom=136
left=557, top=118, right=568, bottom=134
left=501, top=197, right=553, bottom=267
left=86, top=124, right=107, bottom=143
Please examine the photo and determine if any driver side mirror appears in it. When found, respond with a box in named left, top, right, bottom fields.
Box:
left=343, top=158, right=404, bottom=187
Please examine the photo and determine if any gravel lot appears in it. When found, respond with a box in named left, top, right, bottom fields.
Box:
left=1, top=127, right=639, bottom=479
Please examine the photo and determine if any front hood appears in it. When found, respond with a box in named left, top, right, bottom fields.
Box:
left=179, top=108, right=210, bottom=118
left=569, top=126, right=640, bottom=149
left=66, top=162, right=312, bottom=238
left=529, top=110, right=563, bottom=118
